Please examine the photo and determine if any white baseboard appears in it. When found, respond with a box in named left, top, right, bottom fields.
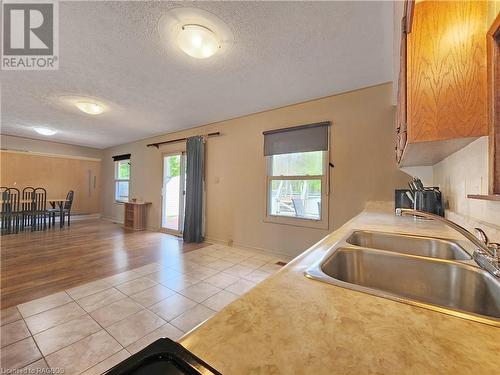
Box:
left=204, top=236, right=232, bottom=246
left=74, top=213, right=100, bottom=220
left=204, top=236, right=293, bottom=259
left=231, top=241, right=293, bottom=259
left=52, top=213, right=100, bottom=223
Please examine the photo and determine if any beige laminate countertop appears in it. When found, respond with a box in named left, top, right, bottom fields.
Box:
left=180, top=210, right=500, bottom=375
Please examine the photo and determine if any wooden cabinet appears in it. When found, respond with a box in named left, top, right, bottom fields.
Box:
left=397, top=0, right=490, bottom=166
left=124, top=202, right=151, bottom=230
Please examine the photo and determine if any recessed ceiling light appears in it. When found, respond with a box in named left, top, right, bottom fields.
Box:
left=33, top=127, right=57, bottom=136
left=177, top=24, right=220, bottom=59
left=75, top=101, right=105, bottom=115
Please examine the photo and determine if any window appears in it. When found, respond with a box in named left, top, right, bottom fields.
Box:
left=114, top=159, right=130, bottom=202
left=263, top=122, right=330, bottom=228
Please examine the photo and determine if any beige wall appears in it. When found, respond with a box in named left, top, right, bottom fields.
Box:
left=0, top=134, right=103, bottom=159
left=101, top=83, right=409, bottom=256
left=0, top=135, right=103, bottom=215
left=0, top=151, right=101, bottom=214
left=392, top=0, right=404, bottom=105
left=433, top=137, right=500, bottom=239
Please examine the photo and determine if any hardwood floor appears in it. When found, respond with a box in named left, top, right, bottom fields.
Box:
left=0, top=219, right=208, bottom=308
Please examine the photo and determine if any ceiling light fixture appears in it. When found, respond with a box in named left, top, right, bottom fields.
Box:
left=33, top=127, right=57, bottom=136
left=75, top=101, right=105, bottom=115
left=177, top=24, right=220, bottom=59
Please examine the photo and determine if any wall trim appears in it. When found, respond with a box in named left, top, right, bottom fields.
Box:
left=0, top=133, right=102, bottom=151
left=231, top=241, right=294, bottom=259
left=0, top=149, right=102, bottom=162
left=204, top=236, right=233, bottom=246
left=58, top=213, right=101, bottom=222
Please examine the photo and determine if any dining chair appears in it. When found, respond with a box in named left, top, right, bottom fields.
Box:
left=0, top=188, right=21, bottom=235
left=46, top=197, right=59, bottom=229
left=61, top=190, right=74, bottom=227
left=8, top=188, right=21, bottom=234
left=46, top=203, right=58, bottom=228
left=33, top=187, right=47, bottom=231
left=1, top=187, right=10, bottom=235
left=21, top=187, right=35, bottom=230
left=47, top=190, right=74, bottom=228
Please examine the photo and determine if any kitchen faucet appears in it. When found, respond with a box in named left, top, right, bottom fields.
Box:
left=395, top=208, right=500, bottom=278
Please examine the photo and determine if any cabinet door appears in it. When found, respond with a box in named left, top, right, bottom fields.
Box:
left=407, top=1, right=488, bottom=142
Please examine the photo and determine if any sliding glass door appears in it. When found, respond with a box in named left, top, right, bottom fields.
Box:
left=161, top=153, right=186, bottom=234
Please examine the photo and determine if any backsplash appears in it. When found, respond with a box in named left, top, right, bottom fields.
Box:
left=433, top=136, right=500, bottom=241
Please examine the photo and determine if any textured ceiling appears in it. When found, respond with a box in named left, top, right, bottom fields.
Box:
left=1, top=1, right=393, bottom=148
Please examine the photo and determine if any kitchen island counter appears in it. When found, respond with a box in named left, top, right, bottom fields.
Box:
left=180, top=210, right=500, bottom=374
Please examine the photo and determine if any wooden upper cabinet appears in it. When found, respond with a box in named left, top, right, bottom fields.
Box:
left=408, top=0, right=488, bottom=142
left=399, top=0, right=490, bottom=166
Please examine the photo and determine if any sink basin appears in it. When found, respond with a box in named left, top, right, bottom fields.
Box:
left=306, top=247, right=500, bottom=326
left=345, top=230, right=471, bottom=260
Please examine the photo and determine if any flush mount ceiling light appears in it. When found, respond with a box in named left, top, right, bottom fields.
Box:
left=177, top=24, right=220, bottom=59
left=33, top=127, right=57, bottom=136
left=55, top=95, right=109, bottom=116
left=158, top=8, right=234, bottom=60
left=75, top=101, right=105, bottom=115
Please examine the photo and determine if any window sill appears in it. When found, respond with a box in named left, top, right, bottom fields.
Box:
left=264, top=215, right=328, bottom=230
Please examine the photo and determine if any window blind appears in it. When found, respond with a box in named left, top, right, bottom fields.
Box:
left=263, top=122, right=330, bottom=156
left=112, top=153, right=131, bottom=161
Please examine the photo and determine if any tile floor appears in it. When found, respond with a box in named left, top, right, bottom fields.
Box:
left=0, top=243, right=290, bottom=374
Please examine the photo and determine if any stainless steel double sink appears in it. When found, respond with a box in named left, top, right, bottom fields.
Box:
left=305, top=230, right=500, bottom=326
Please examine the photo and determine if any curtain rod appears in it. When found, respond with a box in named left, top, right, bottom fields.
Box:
left=147, top=132, right=221, bottom=149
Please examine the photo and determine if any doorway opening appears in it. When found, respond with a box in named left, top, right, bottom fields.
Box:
left=161, top=153, right=186, bottom=234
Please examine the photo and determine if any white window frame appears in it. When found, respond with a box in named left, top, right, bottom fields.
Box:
left=114, top=159, right=130, bottom=203
left=264, top=151, right=329, bottom=229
